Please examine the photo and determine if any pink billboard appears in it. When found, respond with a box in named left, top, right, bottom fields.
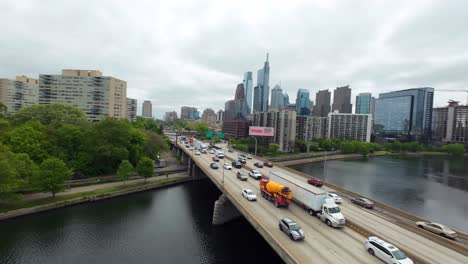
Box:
left=249, top=126, right=275, bottom=137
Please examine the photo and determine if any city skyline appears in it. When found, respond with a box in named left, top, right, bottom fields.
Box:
left=1, top=0, right=467, bottom=118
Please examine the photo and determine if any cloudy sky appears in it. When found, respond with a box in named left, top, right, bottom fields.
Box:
left=1, top=0, right=467, bottom=118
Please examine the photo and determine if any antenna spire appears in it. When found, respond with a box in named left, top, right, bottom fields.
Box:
left=266, top=52, right=269, bottom=62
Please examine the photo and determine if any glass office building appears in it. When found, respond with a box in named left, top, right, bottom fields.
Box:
left=295, top=88, right=311, bottom=115
left=355, top=93, right=374, bottom=114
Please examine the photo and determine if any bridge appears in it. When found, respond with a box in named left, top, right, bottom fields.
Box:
left=170, top=140, right=468, bottom=264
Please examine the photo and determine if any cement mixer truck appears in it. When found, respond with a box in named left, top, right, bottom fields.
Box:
left=259, top=178, right=292, bottom=208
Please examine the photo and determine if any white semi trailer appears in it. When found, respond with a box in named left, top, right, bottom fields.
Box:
left=269, top=171, right=346, bottom=228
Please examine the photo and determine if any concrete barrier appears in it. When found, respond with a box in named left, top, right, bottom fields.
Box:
left=0, top=178, right=191, bottom=222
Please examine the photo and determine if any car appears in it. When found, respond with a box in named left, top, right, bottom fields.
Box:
left=208, top=149, right=215, bottom=154
left=223, top=163, right=232, bottom=170
left=212, top=156, right=219, bottom=162
left=194, top=150, right=201, bottom=155
left=249, top=170, right=262, bottom=180
left=210, top=163, right=219, bottom=170
left=238, top=158, right=247, bottom=164
left=246, top=154, right=253, bottom=159
left=365, top=236, right=413, bottom=264
left=351, top=197, right=375, bottom=209
left=237, top=172, right=248, bottom=181
left=327, top=192, right=342, bottom=204
left=238, top=153, right=247, bottom=158
left=307, top=177, right=323, bottom=187
left=231, top=161, right=242, bottom=169
left=242, top=189, right=256, bottom=200
left=228, top=148, right=234, bottom=153
left=416, top=222, right=458, bottom=239
left=279, top=218, right=305, bottom=241
left=263, top=161, right=273, bottom=167
left=254, top=162, right=264, bottom=168
left=200, top=149, right=207, bottom=154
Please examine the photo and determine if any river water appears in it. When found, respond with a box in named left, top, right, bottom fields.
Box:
left=290, top=155, right=468, bottom=232
left=0, top=181, right=283, bottom=264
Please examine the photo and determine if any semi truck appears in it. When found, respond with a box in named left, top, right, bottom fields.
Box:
left=269, top=171, right=346, bottom=228
left=259, top=178, right=292, bottom=208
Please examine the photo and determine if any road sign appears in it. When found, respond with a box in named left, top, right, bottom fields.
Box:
left=206, top=131, right=213, bottom=138
left=216, top=133, right=225, bottom=139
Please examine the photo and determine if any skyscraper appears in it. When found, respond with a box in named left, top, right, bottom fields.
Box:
left=255, top=53, right=270, bottom=112
left=202, top=108, right=217, bottom=124
left=243, top=71, right=253, bottom=114
left=253, top=86, right=261, bottom=112
left=0, top=76, right=38, bottom=114
left=374, top=87, right=434, bottom=142
left=38, top=69, right=126, bottom=122
left=270, top=84, right=284, bottom=110
left=295, top=88, right=311, bottom=115
left=180, top=106, right=197, bottom=120
left=126, top=98, right=137, bottom=122
left=355, top=93, right=375, bottom=115
left=332, top=85, right=352, bottom=113
left=283, top=92, right=290, bottom=106
left=142, top=100, right=152, bottom=118
left=314, top=89, right=331, bottom=117
left=432, top=100, right=468, bottom=144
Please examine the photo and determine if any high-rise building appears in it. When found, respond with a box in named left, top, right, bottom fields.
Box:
left=332, top=85, right=352, bottom=113
left=180, top=106, right=197, bottom=120
left=224, top=83, right=248, bottom=121
left=164, top=111, right=178, bottom=122
left=270, top=84, right=284, bottom=110
left=217, top=110, right=224, bottom=123
left=432, top=101, right=468, bottom=145
left=355, top=93, right=375, bottom=115
left=38, top=70, right=126, bottom=122
left=243, top=71, right=253, bottom=114
left=142, top=100, right=152, bottom=118
left=255, top=53, right=270, bottom=112
left=327, top=112, right=372, bottom=142
left=202, top=108, right=217, bottom=124
left=223, top=120, right=248, bottom=139
left=296, top=115, right=327, bottom=141
left=283, top=92, right=290, bottom=106
left=189, top=111, right=200, bottom=120
left=252, top=109, right=297, bottom=152
left=295, top=88, right=311, bottom=115
left=0, top=76, right=38, bottom=114
left=374, top=87, right=434, bottom=142
left=126, top=98, right=137, bottom=122
left=314, top=89, right=331, bottom=117
left=253, top=86, right=261, bottom=112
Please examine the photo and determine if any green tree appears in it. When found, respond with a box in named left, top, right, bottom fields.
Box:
left=442, top=144, right=465, bottom=155
left=340, top=142, right=355, bottom=153
left=137, top=157, right=154, bottom=182
left=268, top=143, right=280, bottom=155
left=0, top=102, right=6, bottom=118
left=33, top=157, right=72, bottom=197
left=11, top=104, right=87, bottom=126
left=0, top=145, right=23, bottom=201
left=2, top=122, right=50, bottom=163
left=117, top=160, right=134, bottom=184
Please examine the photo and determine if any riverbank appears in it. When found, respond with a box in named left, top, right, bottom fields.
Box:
left=0, top=173, right=191, bottom=222
left=279, top=153, right=363, bottom=166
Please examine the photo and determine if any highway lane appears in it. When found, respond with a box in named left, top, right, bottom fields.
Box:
left=219, top=145, right=468, bottom=264
left=184, top=144, right=381, bottom=264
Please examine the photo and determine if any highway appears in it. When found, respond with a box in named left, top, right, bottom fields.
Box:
left=215, top=144, right=468, bottom=264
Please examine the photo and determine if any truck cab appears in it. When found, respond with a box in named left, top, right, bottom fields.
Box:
left=318, top=200, right=346, bottom=228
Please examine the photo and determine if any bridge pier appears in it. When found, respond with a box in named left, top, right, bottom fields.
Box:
left=212, top=194, right=241, bottom=225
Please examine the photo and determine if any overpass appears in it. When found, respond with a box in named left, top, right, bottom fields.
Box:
left=170, top=140, right=468, bottom=264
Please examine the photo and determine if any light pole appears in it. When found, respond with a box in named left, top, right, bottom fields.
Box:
left=249, top=136, right=258, bottom=156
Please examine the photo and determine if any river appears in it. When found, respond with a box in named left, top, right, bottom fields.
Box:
left=0, top=181, right=283, bottom=264
left=290, top=155, right=468, bottom=232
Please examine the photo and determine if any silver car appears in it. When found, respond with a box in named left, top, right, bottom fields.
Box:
left=279, top=218, right=305, bottom=241
left=416, top=222, right=457, bottom=239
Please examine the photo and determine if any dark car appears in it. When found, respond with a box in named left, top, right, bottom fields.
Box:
left=263, top=161, right=273, bottom=168
left=307, top=178, right=323, bottom=187
left=238, top=158, right=247, bottom=164
left=351, top=197, right=374, bottom=209
left=231, top=161, right=242, bottom=169
left=210, top=163, right=219, bottom=170
left=212, top=156, right=219, bottom=162
left=254, top=162, right=264, bottom=168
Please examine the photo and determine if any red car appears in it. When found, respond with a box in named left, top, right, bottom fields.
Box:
left=307, top=178, right=323, bottom=187
left=263, top=161, right=273, bottom=168
left=212, top=156, right=219, bottom=162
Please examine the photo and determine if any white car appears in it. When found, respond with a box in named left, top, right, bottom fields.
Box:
left=194, top=150, right=201, bottom=155
left=249, top=170, right=262, bottom=180
left=208, top=149, right=215, bottom=154
left=328, top=192, right=342, bottom=204
left=242, top=189, right=257, bottom=201
left=365, top=236, right=413, bottom=264
left=223, top=163, right=232, bottom=170
left=246, top=154, right=252, bottom=159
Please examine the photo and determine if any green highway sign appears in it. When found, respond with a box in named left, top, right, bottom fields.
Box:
left=216, top=133, right=224, bottom=139
left=206, top=131, right=213, bottom=138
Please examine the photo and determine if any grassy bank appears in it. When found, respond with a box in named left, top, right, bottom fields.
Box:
left=0, top=178, right=183, bottom=214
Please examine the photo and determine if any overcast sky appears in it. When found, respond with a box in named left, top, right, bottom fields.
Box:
left=1, top=0, right=467, bottom=118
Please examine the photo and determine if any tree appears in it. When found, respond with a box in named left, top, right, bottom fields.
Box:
left=0, top=145, right=22, bottom=201
left=137, top=157, right=154, bottom=182
left=340, top=142, right=355, bottom=153
left=442, top=144, right=465, bottom=155
left=33, top=158, right=72, bottom=197
left=268, top=143, right=280, bottom=155
left=2, top=122, right=50, bottom=163
left=11, top=104, right=87, bottom=127
left=0, top=102, right=6, bottom=118
left=117, top=160, right=134, bottom=184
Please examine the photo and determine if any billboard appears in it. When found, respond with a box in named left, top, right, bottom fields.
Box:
left=249, top=126, right=275, bottom=137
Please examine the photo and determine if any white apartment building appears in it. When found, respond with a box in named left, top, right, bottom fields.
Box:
left=327, top=112, right=372, bottom=142
left=0, top=76, right=39, bottom=114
